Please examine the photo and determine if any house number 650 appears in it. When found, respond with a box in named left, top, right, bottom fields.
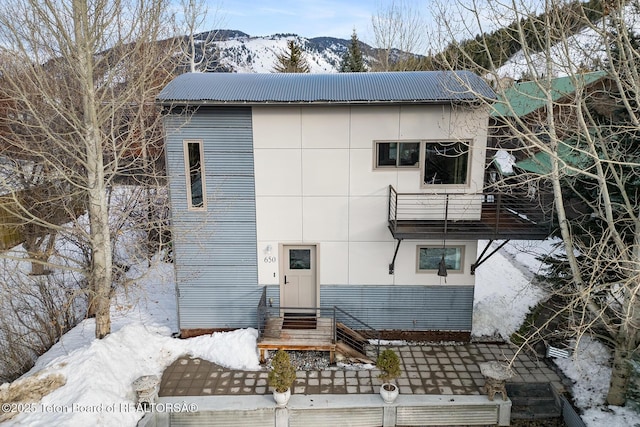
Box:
left=264, top=256, right=276, bottom=263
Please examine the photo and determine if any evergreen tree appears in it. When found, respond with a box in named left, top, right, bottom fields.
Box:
left=273, top=40, right=310, bottom=73
left=340, top=29, right=367, bottom=72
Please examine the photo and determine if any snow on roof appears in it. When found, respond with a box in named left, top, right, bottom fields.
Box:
left=157, top=71, right=496, bottom=105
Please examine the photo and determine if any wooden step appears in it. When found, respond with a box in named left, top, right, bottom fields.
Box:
left=335, top=342, right=374, bottom=364
left=336, top=322, right=368, bottom=355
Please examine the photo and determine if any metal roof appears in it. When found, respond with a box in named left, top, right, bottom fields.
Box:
left=492, top=71, right=608, bottom=118
left=157, top=71, right=496, bottom=105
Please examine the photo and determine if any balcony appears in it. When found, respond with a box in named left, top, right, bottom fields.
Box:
left=388, top=185, right=554, bottom=241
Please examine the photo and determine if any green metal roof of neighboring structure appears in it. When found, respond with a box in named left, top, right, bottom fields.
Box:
left=157, top=71, right=496, bottom=106
left=515, top=139, right=592, bottom=175
left=491, top=71, right=608, bottom=118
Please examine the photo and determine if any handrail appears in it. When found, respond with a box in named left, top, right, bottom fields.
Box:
left=388, top=185, right=398, bottom=227
left=257, top=287, right=267, bottom=336
left=334, top=306, right=381, bottom=359
left=256, top=297, right=382, bottom=361
left=387, top=184, right=555, bottom=236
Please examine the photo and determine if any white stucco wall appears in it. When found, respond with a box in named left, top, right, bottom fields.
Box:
left=252, top=104, right=486, bottom=287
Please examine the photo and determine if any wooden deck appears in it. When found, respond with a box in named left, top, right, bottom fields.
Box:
left=258, top=317, right=335, bottom=363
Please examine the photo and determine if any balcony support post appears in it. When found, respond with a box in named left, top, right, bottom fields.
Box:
left=471, top=240, right=510, bottom=274
left=388, top=238, right=403, bottom=275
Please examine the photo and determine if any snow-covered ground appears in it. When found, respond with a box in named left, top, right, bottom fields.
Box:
left=1, top=240, right=639, bottom=426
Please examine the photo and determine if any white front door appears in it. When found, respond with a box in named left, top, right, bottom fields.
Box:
left=281, top=245, right=317, bottom=312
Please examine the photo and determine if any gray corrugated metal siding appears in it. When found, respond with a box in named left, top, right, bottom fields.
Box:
left=170, top=409, right=274, bottom=426
left=322, top=285, right=474, bottom=331
left=397, top=405, right=498, bottom=425
left=289, top=407, right=383, bottom=427
left=157, top=71, right=496, bottom=105
left=264, top=284, right=473, bottom=331
left=164, top=107, right=259, bottom=330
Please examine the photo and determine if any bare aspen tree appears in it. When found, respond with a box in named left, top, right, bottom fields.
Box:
left=179, top=0, right=225, bottom=73
left=370, top=0, right=426, bottom=70
left=0, top=0, right=179, bottom=339
left=433, top=0, right=640, bottom=405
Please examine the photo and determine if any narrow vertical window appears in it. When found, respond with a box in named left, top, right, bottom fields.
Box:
left=184, top=140, right=205, bottom=209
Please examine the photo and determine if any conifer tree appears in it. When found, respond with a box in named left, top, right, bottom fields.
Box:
left=340, top=29, right=367, bottom=72
left=273, top=40, right=310, bottom=73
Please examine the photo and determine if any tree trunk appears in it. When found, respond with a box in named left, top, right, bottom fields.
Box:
left=607, top=330, right=633, bottom=405
left=609, top=212, right=640, bottom=404
left=73, top=0, right=113, bottom=339
left=88, top=182, right=113, bottom=339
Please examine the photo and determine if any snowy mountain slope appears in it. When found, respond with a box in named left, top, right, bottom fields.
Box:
left=217, top=34, right=345, bottom=73
left=497, top=1, right=640, bottom=79
left=187, top=30, right=410, bottom=73
left=185, top=30, right=354, bottom=73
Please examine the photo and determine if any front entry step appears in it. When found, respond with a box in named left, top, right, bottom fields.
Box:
left=282, top=313, right=317, bottom=330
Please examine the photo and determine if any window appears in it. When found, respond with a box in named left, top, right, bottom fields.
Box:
left=417, top=246, right=464, bottom=273
left=375, top=142, right=420, bottom=168
left=184, top=140, right=205, bottom=209
left=289, top=249, right=311, bottom=270
left=423, top=141, right=469, bottom=185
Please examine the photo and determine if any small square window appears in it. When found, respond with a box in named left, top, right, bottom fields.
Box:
left=289, top=249, right=311, bottom=270
left=376, top=142, right=419, bottom=168
left=417, top=246, right=464, bottom=272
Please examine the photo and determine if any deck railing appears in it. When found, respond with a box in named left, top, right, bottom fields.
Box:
left=334, top=306, right=381, bottom=360
left=388, top=185, right=554, bottom=238
left=257, top=289, right=381, bottom=359
left=257, top=287, right=268, bottom=336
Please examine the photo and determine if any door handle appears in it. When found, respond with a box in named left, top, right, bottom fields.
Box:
left=284, top=275, right=289, bottom=284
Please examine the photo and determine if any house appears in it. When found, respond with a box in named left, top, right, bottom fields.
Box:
left=488, top=72, right=611, bottom=219
left=157, top=71, right=553, bottom=340
left=489, top=71, right=610, bottom=172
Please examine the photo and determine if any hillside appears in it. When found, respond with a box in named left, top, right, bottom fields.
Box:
left=185, top=30, right=364, bottom=73
left=184, top=30, right=415, bottom=73
left=193, top=1, right=610, bottom=76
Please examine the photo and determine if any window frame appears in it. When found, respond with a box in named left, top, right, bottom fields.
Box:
left=373, top=139, right=472, bottom=189
left=183, top=139, right=207, bottom=211
left=421, top=140, right=470, bottom=187
left=416, top=245, right=465, bottom=274
left=373, top=140, right=421, bottom=169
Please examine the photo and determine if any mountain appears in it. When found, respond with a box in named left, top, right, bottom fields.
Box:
left=186, top=30, right=390, bottom=73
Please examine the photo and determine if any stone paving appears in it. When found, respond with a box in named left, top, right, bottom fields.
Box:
left=159, top=342, right=565, bottom=398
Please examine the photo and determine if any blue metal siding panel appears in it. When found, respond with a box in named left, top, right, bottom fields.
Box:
left=320, top=285, right=473, bottom=331
left=164, top=107, right=259, bottom=330
left=265, top=284, right=472, bottom=331
left=178, top=287, right=263, bottom=329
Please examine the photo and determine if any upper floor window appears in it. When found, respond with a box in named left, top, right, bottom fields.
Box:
left=375, top=142, right=420, bottom=168
left=184, top=140, right=206, bottom=210
left=424, top=141, right=469, bottom=185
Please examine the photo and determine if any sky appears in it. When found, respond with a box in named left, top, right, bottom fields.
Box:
left=207, top=0, right=379, bottom=41
left=188, top=0, right=511, bottom=52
